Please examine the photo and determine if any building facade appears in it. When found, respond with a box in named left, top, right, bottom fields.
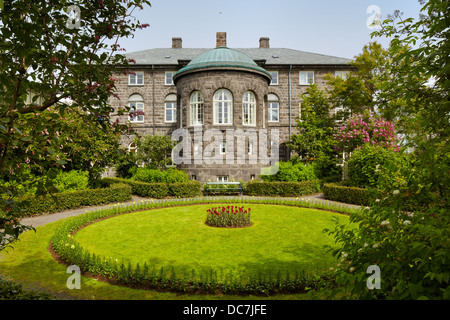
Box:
left=109, top=32, right=352, bottom=182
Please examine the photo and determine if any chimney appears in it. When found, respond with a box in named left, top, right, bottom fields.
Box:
left=172, top=37, right=182, bottom=49
left=259, top=37, right=270, bottom=49
left=216, top=32, right=227, bottom=48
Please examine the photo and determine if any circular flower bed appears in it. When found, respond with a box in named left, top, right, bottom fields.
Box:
left=205, top=205, right=252, bottom=228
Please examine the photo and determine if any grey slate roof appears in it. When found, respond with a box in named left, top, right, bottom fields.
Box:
left=125, top=48, right=351, bottom=66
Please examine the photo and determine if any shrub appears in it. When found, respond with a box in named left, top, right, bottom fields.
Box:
left=132, top=167, right=188, bottom=184
left=101, top=177, right=201, bottom=199
left=246, top=180, right=320, bottom=197
left=205, top=205, right=252, bottom=228
left=322, top=183, right=370, bottom=206
left=16, top=183, right=132, bottom=217
left=163, top=168, right=189, bottom=183
left=54, top=170, right=89, bottom=193
left=261, top=162, right=317, bottom=182
left=347, top=144, right=405, bottom=188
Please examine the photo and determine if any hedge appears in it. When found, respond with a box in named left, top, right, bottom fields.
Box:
left=322, top=183, right=370, bottom=206
left=101, top=177, right=202, bottom=198
left=245, top=180, right=321, bottom=197
left=16, top=183, right=132, bottom=217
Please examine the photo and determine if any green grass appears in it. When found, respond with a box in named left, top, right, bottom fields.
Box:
left=0, top=203, right=350, bottom=299
left=74, top=204, right=348, bottom=278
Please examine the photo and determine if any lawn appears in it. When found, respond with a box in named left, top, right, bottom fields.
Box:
left=75, top=204, right=348, bottom=279
left=0, top=203, right=350, bottom=299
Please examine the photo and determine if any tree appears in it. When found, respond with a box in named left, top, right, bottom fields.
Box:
left=135, top=135, right=177, bottom=170
left=0, top=0, right=151, bottom=250
left=326, top=0, right=449, bottom=299
left=333, top=112, right=400, bottom=155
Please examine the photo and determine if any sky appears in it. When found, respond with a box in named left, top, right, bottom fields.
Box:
left=118, top=0, right=424, bottom=60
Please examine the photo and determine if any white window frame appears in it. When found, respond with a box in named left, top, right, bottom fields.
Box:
left=165, top=71, right=174, bottom=85
left=335, top=71, right=350, bottom=79
left=128, top=94, right=144, bottom=123
left=129, top=71, right=144, bottom=85
left=213, top=89, right=233, bottom=125
left=190, top=91, right=204, bottom=126
left=299, top=71, right=314, bottom=85
left=217, top=175, right=228, bottom=183
left=242, top=91, right=256, bottom=126
left=269, top=71, right=278, bottom=85
left=267, top=93, right=279, bottom=122
left=165, top=94, right=177, bottom=123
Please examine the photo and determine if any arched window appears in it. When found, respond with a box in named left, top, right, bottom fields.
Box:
left=213, top=89, right=233, bottom=125
left=165, top=94, right=177, bottom=123
left=190, top=91, right=204, bottom=126
left=128, top=94, right=144, bottom=122
left=268, top=93, right=279, bottom=122
left=242, top=91, right=256, bottom=125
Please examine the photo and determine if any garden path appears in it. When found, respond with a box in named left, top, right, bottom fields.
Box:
left=19, top=193, right=360, bottom=229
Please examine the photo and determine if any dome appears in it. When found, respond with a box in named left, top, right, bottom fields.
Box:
left=173, top=47, right=272, bottom=82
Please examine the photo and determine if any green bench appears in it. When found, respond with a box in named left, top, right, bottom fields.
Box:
left=205, top=182, right=243, bottom=196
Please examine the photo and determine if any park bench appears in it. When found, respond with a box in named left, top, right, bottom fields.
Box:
left=205, top=182, right=243, bottom=196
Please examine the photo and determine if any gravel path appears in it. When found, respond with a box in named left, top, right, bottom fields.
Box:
left=19, top=193, right=360, bottom=229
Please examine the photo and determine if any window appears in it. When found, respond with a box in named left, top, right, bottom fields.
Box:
left=128, top=94, right=144, bottom=122
left=129, top=71, right=144, bottom=85
left=214, top=89, right=233, bottom=125
left=269, top=71, right=278, bottom=85
left=165, top=72, right=174, bottom=85
left=165, top=94, right=177, bottom=123
left=299, top=71, right=314, bottom=85
left=298, top=103, right=303, bottom=122
left=268, top=93, right=279, bottom=122
left=250, top=174, right=256, bottom=180
left=191, top=175, right=197, bottom=180
left=242, top=91, right=256, bottom=125
left=217, top=176, right=228, bottom=183
left=190, top=91, right=204, bottom=126
left=335, top=71, right=350, bottom=79
left=220, top=141, right=226, bottom=155
left=248, top=142, right=253, bottom=155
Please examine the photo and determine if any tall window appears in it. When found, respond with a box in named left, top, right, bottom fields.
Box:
left=165, top=72, right=174, bottom=85
left=242, top=91, right=256, bottom=125
left=128, top=94, right=144, bottom=122
left=269, top=71, right=278, bottom=85
left=190, top=91, right=204, bottom=126
left=268, top=93, right=279, bottom=122
left=165, top=94, right=177, bottom=123
left=299, top=71, right=314, bottom=85
left=129, top=71, right=144, bottom=85
left=214, top=89, right=233, bottom=125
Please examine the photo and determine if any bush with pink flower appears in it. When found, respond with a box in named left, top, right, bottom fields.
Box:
left=333, top=112, right=400, bottom=154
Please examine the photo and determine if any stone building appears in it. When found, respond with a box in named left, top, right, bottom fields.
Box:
left=109, top=32, right=352, bottom=182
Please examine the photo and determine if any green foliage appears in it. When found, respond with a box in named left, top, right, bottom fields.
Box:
left=101, top=177, right=201, bottom=199
left=135, top=135, right=177, bottom=169
left=347, top=144, right=405, bottom=189
left=261, top=161, right=317, bottom=182
left=322, top=183, right=370, bottom=206
left=16, top=183, right=132, bottom=217
left=54, top=170, right=89, bottom=193
left=131, top=167, right=188, bottom=184
left=245, top=180, right=320, bottom=197
left=205, top=206, right=252, bottom=228
left=115, top=152, right=138, bottom=179
left=0, top=277, right=55, bottom=300
left=327, top=0, right=450, bottom=299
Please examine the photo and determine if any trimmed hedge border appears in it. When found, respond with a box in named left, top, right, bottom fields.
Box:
left=322, top=183, right=370, bottom=206
left=17, top=183, right=132, bottom=217
left=50, top=197, right=357, bottom=296
left=245, top=180, right=321, bottom=197
left=100, top=177, right=202, bottom=199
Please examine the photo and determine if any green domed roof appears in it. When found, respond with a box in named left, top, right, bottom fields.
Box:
left=173, top=47, right=272, bottom=82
